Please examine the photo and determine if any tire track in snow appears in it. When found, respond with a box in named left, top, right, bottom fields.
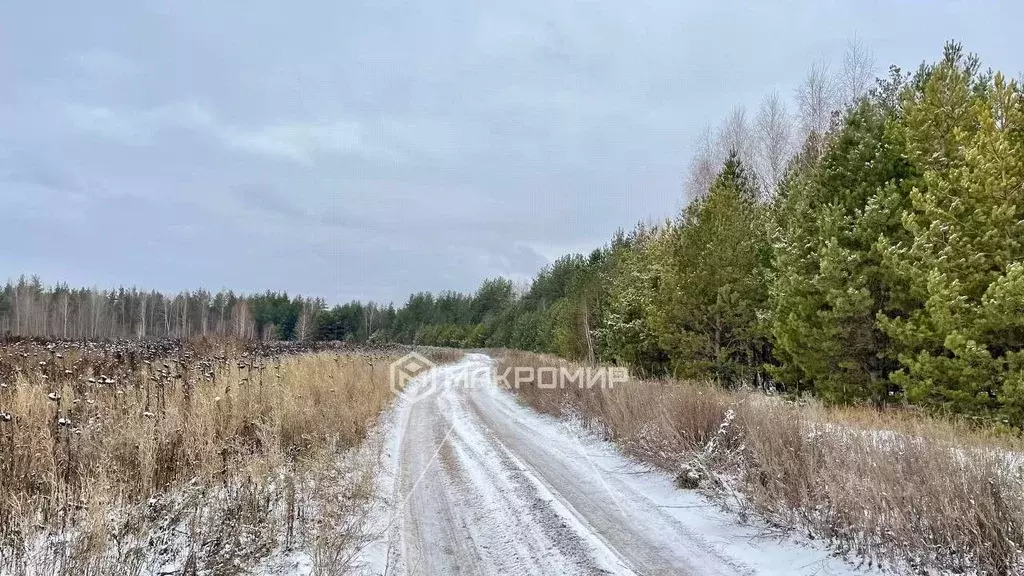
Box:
left=381, top=354, right=875, bottom=576
left=396, top=361, right=607, bottom=575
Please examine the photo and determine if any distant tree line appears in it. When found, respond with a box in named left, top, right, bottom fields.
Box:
left=4, top=43, right=1022, bottom=423
left=0, top=279, right=326, bottom=342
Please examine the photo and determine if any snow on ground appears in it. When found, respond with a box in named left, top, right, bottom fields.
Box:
left=362, top=353, right=882, bottom=575
left=10, top=354, right=887, bottom=575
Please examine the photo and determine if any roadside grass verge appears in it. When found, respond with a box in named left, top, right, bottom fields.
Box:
left=0, top=341, right=400, bottom=575
left=418, top=347, right=466, bottom=365
left=495, top=348, right=1024, bottom=575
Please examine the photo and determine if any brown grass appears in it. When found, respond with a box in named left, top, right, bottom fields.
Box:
left=418, top=346, right=466, bottom=365
left=0, top=341, right=400, bottom=575
left=496, top=348, right=1024, bottom=575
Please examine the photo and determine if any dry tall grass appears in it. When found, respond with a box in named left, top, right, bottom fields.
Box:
left=497, top=349, right=1024, bottom=575
left=0, top=341, right=400, bottom=575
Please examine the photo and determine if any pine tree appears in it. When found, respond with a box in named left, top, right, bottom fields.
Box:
left=769, top=77, right=915, bottom=403
left=654, top=152, right=770, bottom=386
left=880, top=45, right=1024, bottom=419
left=597, top=224, right=672, bottom=375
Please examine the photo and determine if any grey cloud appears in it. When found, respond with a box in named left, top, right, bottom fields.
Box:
left=3, top=0, right=1022, bottom=303
left=3, top=159, right=83, bottom=195
left=219, top=119, right=365, bottom=165
left=62, top=101, right=214, bottom=146
left=233, top=185, right=309, bottom=220
left=72, top=50, right=136, bottom=78
left=60, top=98, right=459, bottom=169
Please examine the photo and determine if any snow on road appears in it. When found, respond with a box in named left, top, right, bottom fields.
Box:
left=358, top=354, right=876, bottom=576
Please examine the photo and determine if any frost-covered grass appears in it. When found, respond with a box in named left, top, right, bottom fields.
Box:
left=498, top=349, right=1024, bottom=575
left=0, top=341, right=400, bottom=575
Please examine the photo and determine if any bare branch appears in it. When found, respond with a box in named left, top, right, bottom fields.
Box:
left=684, top=124, right=721, bottom=201
left=796, top=57, right=838, bottom=156
left=716, top=106, right=753, bottom=164
left=841, top=35, right=877, bottom=105
left=754, top=91, right=794, bottom=196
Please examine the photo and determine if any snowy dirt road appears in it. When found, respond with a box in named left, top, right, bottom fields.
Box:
left=365, top=354, right=872, bottom=576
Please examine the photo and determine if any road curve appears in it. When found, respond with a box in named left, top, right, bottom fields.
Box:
left=381, top=354, right=861, bottom=576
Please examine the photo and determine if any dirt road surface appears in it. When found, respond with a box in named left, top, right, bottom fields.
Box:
left=365, top=354, right=868, bottom=576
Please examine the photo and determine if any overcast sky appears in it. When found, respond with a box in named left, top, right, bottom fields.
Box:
left=2, top=1, right=1021, bottom=304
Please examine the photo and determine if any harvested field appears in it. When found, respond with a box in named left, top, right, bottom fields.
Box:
left=0, top=338, right=429, bottom=576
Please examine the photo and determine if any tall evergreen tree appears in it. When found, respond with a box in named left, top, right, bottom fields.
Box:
left=597, top=225, right=671, bottom=375
left=880, top=44, right=1024, bottom=419
left=655, top=152, right=769, bottom=386
left=769, top=74, right=915, bottom=403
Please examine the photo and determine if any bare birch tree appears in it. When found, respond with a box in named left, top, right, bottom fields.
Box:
left=362, top=303, right=378, bottom=342
left=754, top=91, right=794, bottom=196
left=716, top=106, right=754, bottom=166
left=684, top=125, right=721, bottom=201
left=91, top=292, right=104, bottom=338
left=796, top=58, right=838, bottom=157
left=57, top=291, right=70, bottom=338
left=137, top=293, right=148, bottom=338
left=296, top=298, right=316, bottom=341
left=841, top=35, right=877, bottom=106
left=176, top=294, right=189, bottom=337
left=233, top=299, right=252, bottom=339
